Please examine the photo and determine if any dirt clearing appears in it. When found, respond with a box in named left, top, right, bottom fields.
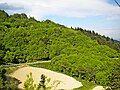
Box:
left=10, top=66, right=82, bottom=90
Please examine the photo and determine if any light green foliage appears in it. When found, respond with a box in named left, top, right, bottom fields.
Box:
left=50, top=48, right=119, bottom=87
left=74, top=27, right=120, bottom=53
left=24, top=72, right=37, bottom=90
left=0, top=77, right=3, bottom=87
left=24, top=73, right=61, bottom=90
left=0, top=10, right=120, bottom=89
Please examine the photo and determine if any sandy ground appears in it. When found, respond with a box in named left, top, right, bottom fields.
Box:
left=10, top=66, right=82, bottom=90
left=92, top=86, right=105, bottom=90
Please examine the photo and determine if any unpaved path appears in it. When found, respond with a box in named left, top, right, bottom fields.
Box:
left=10, top=66, right=82, bottom=90
left=92, top=86, right=105, bottom=90
left=1, top=61, right=51, bottom=68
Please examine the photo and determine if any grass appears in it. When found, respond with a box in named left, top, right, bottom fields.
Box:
left=29, top=62, right=52, bottom=70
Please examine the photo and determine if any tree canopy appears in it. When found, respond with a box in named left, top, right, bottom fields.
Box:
left=0, top=10, right=120, bottom=89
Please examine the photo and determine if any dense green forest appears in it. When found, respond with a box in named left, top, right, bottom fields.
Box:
left=0, top=10, right=120, bottom=89
left=73, top=27, right=120, bottom=53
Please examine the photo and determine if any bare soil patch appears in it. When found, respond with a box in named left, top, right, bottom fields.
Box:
left=10, top=66, right=82, bottom=90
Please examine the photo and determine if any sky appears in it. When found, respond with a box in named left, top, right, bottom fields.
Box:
left=0, top=0, right=120, bottom=40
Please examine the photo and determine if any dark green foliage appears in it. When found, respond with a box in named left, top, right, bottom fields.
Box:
left=4, top=78, right=19, bottom=90
left=0, top=67, right=19, bottom=90
left=110, top=61, right=120, bottom=90
left=10, top=13, right=27, bottom=19
left=0, top=10, right=120, bottom=89
left=39, top=74, right=46, bottom=89
left=0, top=10, right=9, bottom=22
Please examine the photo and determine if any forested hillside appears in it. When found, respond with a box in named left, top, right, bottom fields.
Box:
left=0, top=10, right=120, bottom=89
left=73, top=27, right=120, bottom=53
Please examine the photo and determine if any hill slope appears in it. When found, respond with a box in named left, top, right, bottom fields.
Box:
left=73, top=27, right=120, bottom=53
left=0, top=10, right=120, bottom=89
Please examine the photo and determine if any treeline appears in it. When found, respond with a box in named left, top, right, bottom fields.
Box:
left=0, top=10, right=120, bottom=89
left=73, top=27, right=120, bottom=52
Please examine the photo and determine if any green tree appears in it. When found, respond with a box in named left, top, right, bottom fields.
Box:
left=24, top=73, right=60, bottom=90
left=24, top=72, right=36, bottom=90
left=0, top=10, right=9, bottom=22
left=110, top=62, right=120, bottom=90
